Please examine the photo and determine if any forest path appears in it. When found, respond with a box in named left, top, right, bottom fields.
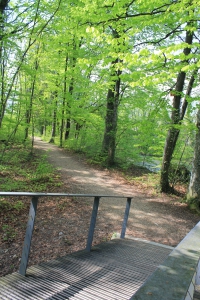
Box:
left=34, top=137, right=199, bottom=247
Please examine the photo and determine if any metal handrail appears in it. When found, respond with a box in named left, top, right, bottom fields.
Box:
left=0, top=192, right=132, bottom=276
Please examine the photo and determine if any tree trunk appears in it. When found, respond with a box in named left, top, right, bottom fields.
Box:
left=24, top=57, right=39, bottom=141
left=160, top=29, right=194, bottom=193
left=60, top=54, right=68, bottom=147
left=64, top=73, right=75, bottom=140
left=101, top=27, right=123, bottom=166
left=102, top=61, right=121, bottom=166
left=0, top=0, right=9, bottom=14
left=64, top=40, right=78, bottom=141
left=187, top=107, right=200, bottom=205
left=49, top=96, right=58, bottom=143
left=64, top=119, right=70, bottom=140
left=0, top=0, right=8, bottom=128
left=64, top=64, right=74, bottom=140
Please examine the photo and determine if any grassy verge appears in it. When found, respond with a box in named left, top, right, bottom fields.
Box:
left=0, top=143, right=61, bottom=192
left=0, top=142, right=62, bottom=243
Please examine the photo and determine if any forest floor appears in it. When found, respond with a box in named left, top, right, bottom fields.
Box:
left=0, top=137, right=199, bottom=277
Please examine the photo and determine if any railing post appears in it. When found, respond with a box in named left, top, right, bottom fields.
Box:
left=19, top=196, right=38, bottom=276
left=86, top=196, right=100, bottom=251
left=120, top=197, right=132, bottom=238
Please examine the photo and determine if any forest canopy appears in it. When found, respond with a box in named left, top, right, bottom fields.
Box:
left=0, top=0, right=200, bottom=197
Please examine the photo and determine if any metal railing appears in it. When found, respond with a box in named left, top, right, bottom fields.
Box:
left=0, top=192, right=132, bottom=276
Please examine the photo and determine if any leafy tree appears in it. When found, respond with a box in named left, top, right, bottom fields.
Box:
left=160, top=21, right=199, bottom=192
left=0, top=0, right=61, bottom=131
left=1, top=0, right=200, bottom=196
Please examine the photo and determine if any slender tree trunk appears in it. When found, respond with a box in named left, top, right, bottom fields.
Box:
left=75, top=122, right=82, bottom=139
left=60, top=54, right=68, bottom=147
left=64, top=76, right=74, bottom=140
left=0, top=44, right=6, bottom=128
left=0, top=0, right=8, bottom=128
left=24, top=54, right=39, bottom=141
left=64, top=78, right=74, bottom=140
left=64, top=119, right=70, bottom=140
left=102, top=60, right=121, bottom=166
left=160, top=29, right=194, bottom=192
left=49, top=73, right=59, bottom=143
left=60, top=104, right=65, bottom=146
left=49, top=98, right=58, bottom=143
left=0, top=0, right=9, bottom=56
left=64, top=40, right=77, bottom=140
left=42, top=104, right=48, bottom=136
left=187, top=107, right=200, bottom=205
left=12, top=95, right=22, bottom=139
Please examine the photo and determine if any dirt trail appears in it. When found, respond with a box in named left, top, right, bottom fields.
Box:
left=1, top=137, right=199, bottom=277
left=34, top=137, right=199, bottom=247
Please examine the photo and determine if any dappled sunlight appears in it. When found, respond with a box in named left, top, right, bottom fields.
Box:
left=33, top=138, right=199, bottom=249
left=59, top=168, right=91, bottom=175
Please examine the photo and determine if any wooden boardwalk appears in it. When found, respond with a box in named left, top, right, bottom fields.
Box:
left=0, top=238, right=172, bottom=300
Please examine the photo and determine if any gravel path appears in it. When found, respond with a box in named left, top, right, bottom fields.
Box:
left=34, top=137, right=199, bottom=247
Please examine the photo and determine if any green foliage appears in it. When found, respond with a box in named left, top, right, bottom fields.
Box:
left=1, top=0, right=199, bottom=193
left=119, top=164, right=160, bottom=193
left=169, top=164, right=190, bottom=185
left=31, top=154, right=54, bottom=182
left=185, top=197, right=200, bottom=214
left=13, top=201, right=24, bottom=211
left=0, top=144, right=61, bottom=192
left=0, top=200, right=12, bottom=211
left=0, top=199, right=24, bottom=211
left=2, top=225, right=16, bottom=242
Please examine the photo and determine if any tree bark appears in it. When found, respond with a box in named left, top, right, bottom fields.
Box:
left=187, top=107, right=200, bottom=204
left=101, top=60, right=121, bottom=166
left=24, top=51, right=39, bottom=141
left=160, top=29, right=194, bottom=193
left=64, top=40, right=77, bottom=141
left=49, top=93, right=58, bottom=143
left=101, top=26, right=123, bottom=166
left=64, top=80, right=74, bottom=140
left=49, top=102, right=57, bottom=143
left=60, top=54, right=68, bottom=147
left=0, top=0, right=9, bottom=14
left=0, top=0, right=8, bottom=128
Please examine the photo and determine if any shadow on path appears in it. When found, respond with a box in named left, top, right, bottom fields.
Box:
left=33, top=137, right=199, bottom=247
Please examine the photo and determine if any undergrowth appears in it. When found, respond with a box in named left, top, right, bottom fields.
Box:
left=0, top=142, right=62, bottom=243
left=0, top=144, right=61, bottom=192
